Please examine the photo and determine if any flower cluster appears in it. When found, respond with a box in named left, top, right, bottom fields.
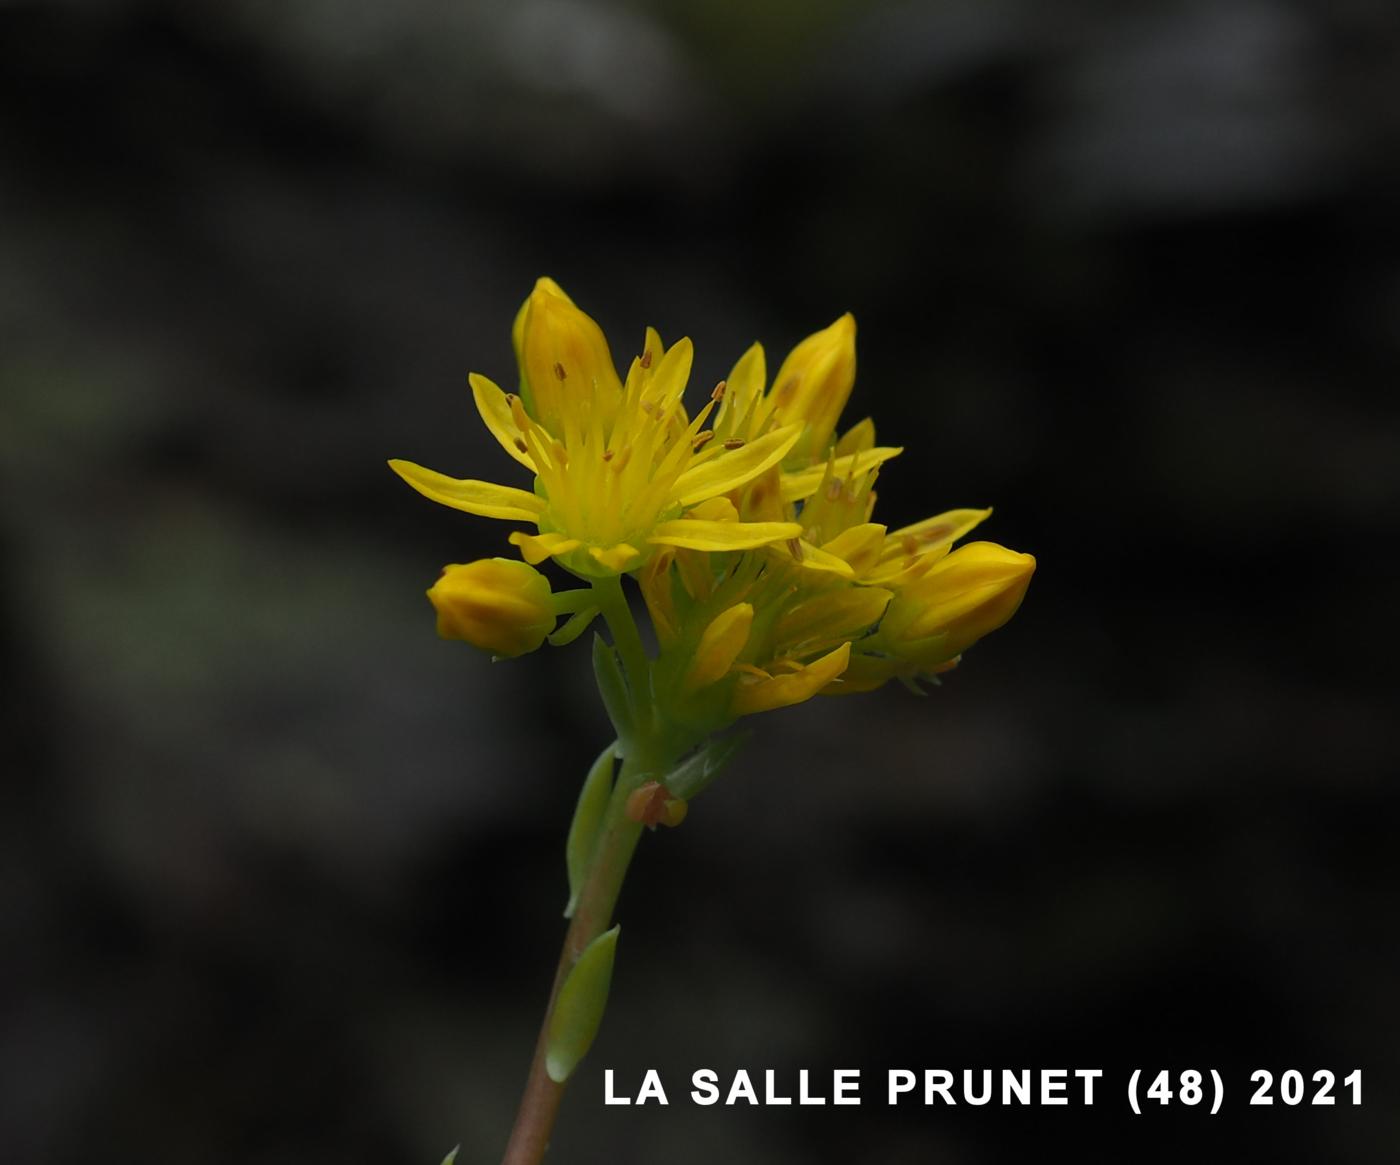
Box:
left=391, top=278, right=1033, bottom=745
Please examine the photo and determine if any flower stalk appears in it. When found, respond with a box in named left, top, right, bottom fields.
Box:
left=502, top=617, right=671, bottom=1164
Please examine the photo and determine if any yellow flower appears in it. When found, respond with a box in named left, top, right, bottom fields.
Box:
left=390, top=279, right=806, bottom=578
left=427, top=558, right=556, bottom=657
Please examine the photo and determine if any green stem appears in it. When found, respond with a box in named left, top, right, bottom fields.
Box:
left=498, top=747, right=659, bottom=1165
left=591, top=574, right=651, bottom=725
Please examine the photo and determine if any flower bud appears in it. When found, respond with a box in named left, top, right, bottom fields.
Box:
left=427, top=558, right=556, bottom=657
left=880, top=541, right=1035, bottom=667
left=765, top=313, right=856, bottom=464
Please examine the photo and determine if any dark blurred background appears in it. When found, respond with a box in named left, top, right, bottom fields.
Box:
left=3, top=1, right=1399, bottom=1162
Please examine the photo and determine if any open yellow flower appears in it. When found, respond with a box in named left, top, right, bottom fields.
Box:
left=390, top=279, right=805, bottom=578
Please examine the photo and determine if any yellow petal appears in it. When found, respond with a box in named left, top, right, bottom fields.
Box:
left=519, top=280, right=622, bottom=431
left=513, top=277, right=573, bottom=413
left=589, top=543, right=641, bottom=572
left=389, top=460, right=546, bottom=521
left=649, top=519, right=801, bottom=552
left=834, top=417, right=876, bottom=456
left=787, top=539, right=855, bottom=577
left=686, top=496, right=739, bottom=523
left=820, top=523, right=887, bottom=574
left=732, top=643, right=851, bottom=717
left=773, top=587, right=891, bottom=653
left=780, top=446, right=903, bottom=502
left=684, top=602, right=754, bottom=691
left=509, top=530, right=582, bottom=565
left=672, top=423, right=803, bottom=506
left=646, top=336, right=694, bottom=409
left=470, top=373, right=536, bottom=471
left=880, top=507, right=993, bottom=563
left=764, top=312, right=857, bottom=462
left=721, top=341, right=767, bottom=428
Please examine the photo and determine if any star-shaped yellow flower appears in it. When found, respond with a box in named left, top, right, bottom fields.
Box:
left=390, top=279, right=806, bottom=578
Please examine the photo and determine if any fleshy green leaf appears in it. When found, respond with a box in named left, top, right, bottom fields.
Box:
left=565, top=743, right=616, bottom=918
left=545, top=926, right=620, bottom=1083
left=591, top=634, right=633, bottom=744
left=664, top=732, right=749, bottom=801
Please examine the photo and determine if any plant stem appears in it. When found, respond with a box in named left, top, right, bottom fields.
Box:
left=499, top=751, right=651, bottom=1165
left=591, top=575, right=651, bottom=727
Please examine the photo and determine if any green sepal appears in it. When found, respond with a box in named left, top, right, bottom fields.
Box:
left=565, top=742, right=616, bottom=918
left=439, top=1148, right=459, bottom=1165
left=545, top=925, right=620, bottom=1083
left=664, top=731, right=749, bottom=801
left=549, top=606, right=600, bottom=647
left=592, top=634, right=634, bottom=745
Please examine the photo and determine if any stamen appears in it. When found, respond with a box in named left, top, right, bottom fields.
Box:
left=692, top=430, right=715, bottom=451
left=514, top=437, right=529, bottom=454
left=787, top=538, right=805, bottom=560
left=610, top=446, right=633, bottom=473
left=723, top=437, right=746, bottom=450
left=602, top=449, right=615, bottom=462
left=553, top=361, right=567, bottom=381
left=902, top=535, right=918, bottom=557
left=505, top=393, right=517, bottom=406
left=640, top=349, right=653, bottom=369
left=711, top=380, right=727, bottom=401
left=825, top=477, right=844, bottom=502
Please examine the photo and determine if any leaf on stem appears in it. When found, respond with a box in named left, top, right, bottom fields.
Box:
left=565, top=742, right=616, bottom=918
left=545, top=926, right=621, bottom=1084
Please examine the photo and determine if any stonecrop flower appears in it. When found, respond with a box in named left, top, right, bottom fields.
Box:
left=391, top=278, right=1035, bottom=732
left=390, top=278, right=806, bottom=579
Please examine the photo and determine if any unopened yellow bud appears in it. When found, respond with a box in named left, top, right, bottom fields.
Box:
left=427, top=558, right=555, bottom=658
left=765, top=313, right=856, bottom=463
left=683, top=602, right=754, bottom=692
left=881, top=541, right=1035, bottom=665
